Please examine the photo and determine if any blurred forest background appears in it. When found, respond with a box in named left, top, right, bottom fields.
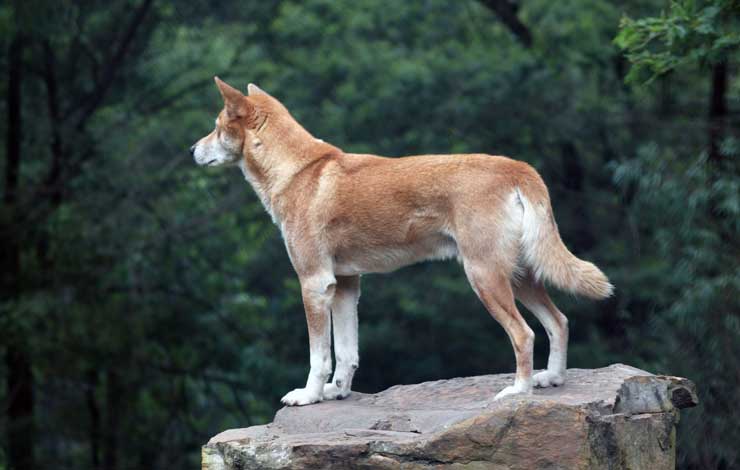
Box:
left=1, top=0, right=738, bottom=468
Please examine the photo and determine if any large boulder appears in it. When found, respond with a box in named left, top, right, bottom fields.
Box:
left=203, top=364, right=697, bottom=469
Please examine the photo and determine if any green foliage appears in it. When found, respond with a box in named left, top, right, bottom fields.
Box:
left=615, top=0, right=740, bottom=81
left=612, top=2, right=740, bottom=466
left=611, top=142, right=740, bottom=466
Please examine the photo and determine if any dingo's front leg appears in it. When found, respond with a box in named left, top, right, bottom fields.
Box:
left=281, top=272, right=336, bottom=406
left=324, top=275, right=360, bottom=400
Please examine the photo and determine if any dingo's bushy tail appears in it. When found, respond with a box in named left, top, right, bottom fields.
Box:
left=517, top=187, right=613, bottom=299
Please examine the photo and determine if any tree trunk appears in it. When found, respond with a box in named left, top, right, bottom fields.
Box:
left=559, top=141, right=595, bottom=251
left=102, top=370, right=121, bottom=470
left=42, top=40, right=63, bottom=207
left=5, top=348, right=33, bottom=470
left=3, top=33, right=34, bottom=470
left=87, top=370, right=101, bottom=469
left=708, top=61, right=727, bottom=164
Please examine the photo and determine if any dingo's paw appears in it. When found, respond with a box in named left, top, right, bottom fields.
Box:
left=494, top=383, right=532, bottom=400
left=533, top=370, right=565, bottom=388
left=323, top=383, right=351, bottom=400
left=281, top=388, right=322, bottom=406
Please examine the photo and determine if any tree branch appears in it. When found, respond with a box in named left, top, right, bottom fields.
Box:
left=42, top=40, right=63, bottom=207
left=75, top=0, right=155, bottom=131
left=25, top=0, right=157, bottom=220
left=478, top=0, right=533, bottom=48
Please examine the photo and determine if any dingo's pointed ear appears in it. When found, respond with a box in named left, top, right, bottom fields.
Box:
left=247, top=83, right=268, bottom=96
left=214, top=76, right=248, bottom=118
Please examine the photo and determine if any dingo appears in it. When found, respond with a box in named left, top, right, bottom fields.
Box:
left=191, top=77, right=612, bottom=406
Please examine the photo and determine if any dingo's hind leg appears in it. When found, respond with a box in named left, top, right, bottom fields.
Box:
left=462, top=260, right=534, bottom=400
left=456, top=192, right=534, bottom=399
left=514, top=273, right=568, bottom=388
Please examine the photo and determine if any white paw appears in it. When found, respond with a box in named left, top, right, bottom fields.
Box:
left=323, top=383, right=351, bottom=400
left=533, top=370, right=565, bottom=388
left=281, top=388, right=322, bottom=406
left=494, top=383, right=532, bottom=400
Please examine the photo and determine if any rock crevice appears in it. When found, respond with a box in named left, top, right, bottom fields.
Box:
left=203, top=364, right=697, bottom=470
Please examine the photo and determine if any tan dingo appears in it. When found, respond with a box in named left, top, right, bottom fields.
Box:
left=191, top=77, right=613, bottom=406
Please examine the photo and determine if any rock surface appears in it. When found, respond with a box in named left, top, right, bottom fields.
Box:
left=203, top=364, right=697, bottom=470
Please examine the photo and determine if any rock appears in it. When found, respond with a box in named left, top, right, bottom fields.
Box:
left=203, top=364, right=697, bottom=470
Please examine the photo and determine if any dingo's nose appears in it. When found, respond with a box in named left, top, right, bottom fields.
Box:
left=189, top=145, right=196, bottom=157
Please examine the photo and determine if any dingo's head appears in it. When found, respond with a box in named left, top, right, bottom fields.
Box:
left=190, top=77, right=290, bottom=169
